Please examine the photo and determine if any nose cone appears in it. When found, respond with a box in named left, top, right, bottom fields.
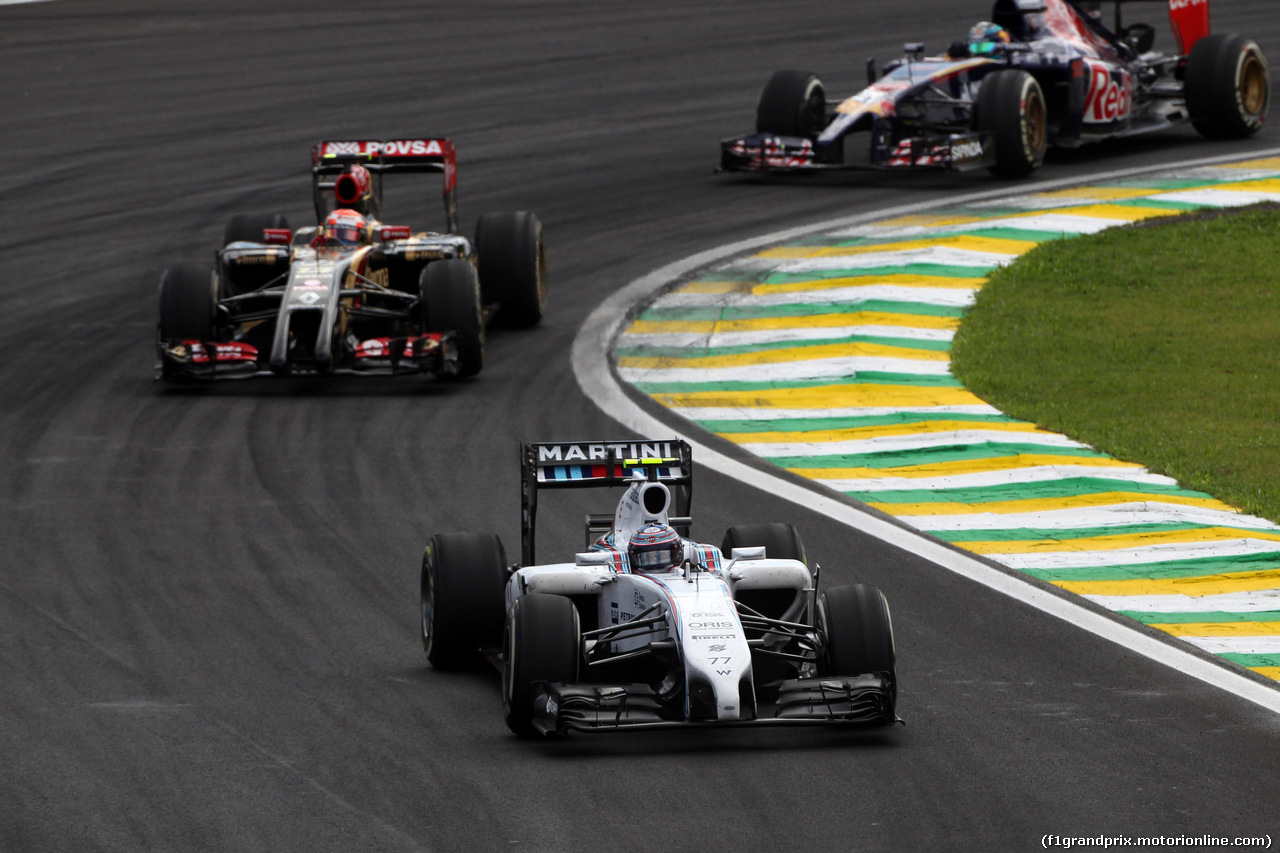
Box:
left=675, top=595, right=755, bottom=720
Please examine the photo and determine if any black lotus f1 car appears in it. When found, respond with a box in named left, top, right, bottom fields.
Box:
left=156, top=138, right=547, bottom=381
left=720, top=0, right=1268, bottom=178
left=420, top=439, right=899, bottom=737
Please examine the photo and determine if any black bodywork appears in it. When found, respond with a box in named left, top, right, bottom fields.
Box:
left=157, top=138, right=545, bottom=381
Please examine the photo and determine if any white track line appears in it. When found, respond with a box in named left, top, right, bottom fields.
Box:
left=572, top=148, right=1280, bottom=715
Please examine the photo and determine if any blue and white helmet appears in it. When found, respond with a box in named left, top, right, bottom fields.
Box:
left=627, top=523, right=682, bottom=574
left=969, top=21, right=1011, bottom=54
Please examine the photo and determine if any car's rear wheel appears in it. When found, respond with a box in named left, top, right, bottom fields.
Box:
left=818, top=583, right=897, bottom=708
left=975, top=68, right=1047, bottom=178
left=721, top=522, right=807, bottom=565
left=1185, top=34, right=1269, bottom=139
left=723, top=522, right=811, bottom=681
left=502, top=593, right=580, bottom=737
left=420, top=259, right=484, bottom=378
left=222, top=212, right=291, bottom=246
left=475, top=211, right=547, bottom=328
left=420, top=532, right=509, bottom=670
left=220, top=213, right=292, bottom=296
left=756, top=69, right=826, bottom=139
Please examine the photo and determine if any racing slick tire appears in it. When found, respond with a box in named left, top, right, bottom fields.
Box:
left=723, top=522, right=811, bottom=680
left=818, top=584, right=897, bottom=707
left=975, top=69, right=1047, bottom=178
left=222, top=212, right=291, bottom=247
left=421, top=259, right=484, bottom=378
left=475, top=211, right=547, bottom=328
left=721, top=523, right=807, bottom=565
left=502, top=593, right=581, bottom=737
left=158, top=263, right=217, bottom=343
left=755, top=69, right=826, bottom=139
left=157, top=264, right=218, bottom=382
left=220, top=213, right=292, bottom=297
left=1185, top=34, right=1269, bottom=139
left=420, top=532, right=509, bottom=670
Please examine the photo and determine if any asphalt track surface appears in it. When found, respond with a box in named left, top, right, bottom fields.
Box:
left=2, top=2, right=1279, bottom=851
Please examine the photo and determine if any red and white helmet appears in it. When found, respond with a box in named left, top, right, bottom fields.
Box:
left=627, top=523, right=682, bottom=574
left=324, top=208, right=367, bottom=245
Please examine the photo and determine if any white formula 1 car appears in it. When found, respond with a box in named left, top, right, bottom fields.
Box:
left=419, top=439, right=899, bottom=737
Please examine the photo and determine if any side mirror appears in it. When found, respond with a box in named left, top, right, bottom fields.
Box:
left=1121, top=23, right=1155, bottom=55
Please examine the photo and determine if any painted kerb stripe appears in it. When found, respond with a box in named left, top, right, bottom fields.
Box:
left=574, top=150, right=1280, bottom=715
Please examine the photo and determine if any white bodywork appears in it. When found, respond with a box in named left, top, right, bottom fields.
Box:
left=505, top=471, right=813, bottom=721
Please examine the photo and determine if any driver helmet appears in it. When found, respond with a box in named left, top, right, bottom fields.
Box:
left=323, top=208, right=368, bottom=245
left=627, top=523, right=682, bottom=574
left=969, top=21, right=1011, bottom=55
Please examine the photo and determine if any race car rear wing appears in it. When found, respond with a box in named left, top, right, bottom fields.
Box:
left=1059, top=0, right=1210, bottom=55
left=520, top=439, right=694, bottom=565
left=311, top=138, right=459, bottom=234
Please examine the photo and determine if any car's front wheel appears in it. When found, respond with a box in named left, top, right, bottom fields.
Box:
left=158, top=263, right=217, bottom=343
left=756, top=69, right=826, bottom=139
left=975, top=68, right=1047, bottom=178
left=157, top=263, right=218, bottom=381
left=817, top=583, right=897, bottom=710
left=502, top=593, right=580, bottom=737
left=420, top=259, right=484, bottom=378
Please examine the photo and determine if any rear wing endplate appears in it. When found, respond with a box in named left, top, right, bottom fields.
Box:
left=311, top=138, right=459, bottom=234
left=1062, top=0, right=1210, bottom=55
left=1163, top=0, right=1209, bottom=54
left=520, top=439, right=694, bottom=566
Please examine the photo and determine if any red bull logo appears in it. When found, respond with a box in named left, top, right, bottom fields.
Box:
left=1084, top=61, right=1131, bottom=124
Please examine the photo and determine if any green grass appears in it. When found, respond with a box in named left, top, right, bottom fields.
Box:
left=950, top=205, right=1280, bottom=521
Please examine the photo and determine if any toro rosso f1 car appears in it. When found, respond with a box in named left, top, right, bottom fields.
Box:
left=720, top=0, right=1268, bottom=178
left=156, top=138, right=546, bottom=381
left=420, top=439, right=899, bottom=737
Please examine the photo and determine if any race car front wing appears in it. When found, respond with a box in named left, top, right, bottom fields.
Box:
left=531, top=674, right=898, bottom=735
left=720, top=131, right=993, bottom=173
left=156, top=332, right=460, bottom=379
